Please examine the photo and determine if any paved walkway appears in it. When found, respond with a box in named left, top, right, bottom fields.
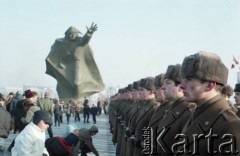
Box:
left=3, top=113, right=115, bottom=156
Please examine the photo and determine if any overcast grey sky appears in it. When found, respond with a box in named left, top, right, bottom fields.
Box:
left=0, top=0, right=240, bottom=90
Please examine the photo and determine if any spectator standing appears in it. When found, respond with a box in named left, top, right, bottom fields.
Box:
left=14, top=90, right=38, bottom=133
left=75, top=102, right=81, bottom=122
left=91, top=104, right=98, bottom=124
left=83, top=98, right=90, bottom=123
left=97, top=99, right=102, bottom=116
left=21, top=99, right=40, bottom=124
left=6, top=92, right=14, bottom=113
left=65, top=103, right=71, bottom=124
left=37, top=92, right=54, bottom=138
left=103, top=100, right=108, bottom=114
left=0, top=96, right=11, bottom=154
left=59, top=100, right=64, bottom=123
left=11, top=91, right=22, bottom=117
left=53, top=99, right=61, bottom=126
left=9, top=91, right=22, bottom=133
left=8, top=91, right=39, bottom=152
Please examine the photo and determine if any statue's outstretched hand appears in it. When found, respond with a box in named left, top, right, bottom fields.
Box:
left=87, top=23, right=98, bottom=34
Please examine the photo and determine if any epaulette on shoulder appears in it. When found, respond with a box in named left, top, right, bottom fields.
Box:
left=221, top=109, right=240, bottom=122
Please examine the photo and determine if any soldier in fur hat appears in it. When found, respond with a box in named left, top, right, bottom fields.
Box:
left=221, top=85, right=237, bottom=113
left=156, top=64, right=195, bottom=155
left=146, top=74, right=172, bottom=155
left=179, top=51, right=240, bottom=155
left=132, top=77, right=159, bottom=156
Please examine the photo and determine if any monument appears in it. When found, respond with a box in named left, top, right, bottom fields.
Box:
left=45, top=23, right=104, bottom=102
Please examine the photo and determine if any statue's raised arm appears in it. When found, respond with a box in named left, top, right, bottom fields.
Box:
left=86, top=23, right=98, bottom=34
left=80, top=22, right=98, bottom=45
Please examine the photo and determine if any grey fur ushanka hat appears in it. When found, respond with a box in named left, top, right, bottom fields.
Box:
left=181, top=51, right=228, bottom=85
left=133, top=81, right=141, bottom=90
left=221, top=85, right=233, bottom=96
left=154, top=74, right=165, bottom=87
left=165, top=64, right=182, bottom=83
left=144, top=77, right=155, bottom=90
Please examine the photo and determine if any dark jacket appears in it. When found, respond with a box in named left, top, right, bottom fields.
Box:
left=54, top=103, right=61, bottom=115
left=14, top=99, right=27, bottom=131
left=176, top=95, right=240, bottom=156
left=156, top=97, right=195, bottom=155
left=46, top=133, right=79, bottom=156
left=91, top=106, right=98, bottom=116
left=147, top=100, right=171, bottom=155
left=75, top=128, right=99, bottom=156
left=11, top=93, right=22, bottom=116
left=0, top=107, right=11, bottom=137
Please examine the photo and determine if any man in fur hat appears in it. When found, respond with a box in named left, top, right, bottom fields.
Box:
left=221, top=85, right=237, bottom=113
left=146, top=74, right=171, bottom=155
left=178, top=51, right=240, bottom=155
left=156, top=64, right=195, bottom=156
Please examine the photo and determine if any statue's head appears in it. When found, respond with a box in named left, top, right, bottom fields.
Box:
left=64, top=26, right=81, bottom=41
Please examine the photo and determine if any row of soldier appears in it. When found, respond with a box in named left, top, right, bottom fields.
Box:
left=109, top=51, right=240, bottom=156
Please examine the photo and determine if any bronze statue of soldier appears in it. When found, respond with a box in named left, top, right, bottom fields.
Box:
left=46, top=23, right=104, bottom=102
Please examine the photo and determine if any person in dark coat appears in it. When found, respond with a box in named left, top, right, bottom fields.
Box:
left=178, top=51, right=240, bottom=155
left=13, top=90, right=38, bottom=133
left=144, top=74, right=171, bottom=155
left=72, top=125, right=99, bottom=156
left=97, top=100, right=102, bottom=116
left=90, top=104, right=98, bottom=124
left=11, top=91, right=22, bottom=117
left=8, top=90, right=39, bottom=152
left=37, top=92, right=54, bottom=138
left=45, top=129, right=79, bottom=156
left=75, top=102, right=81, bottom=122
left=53, top=99, right=61, bottom=126
left=156, top=64, right=195, bottom=156
left=5, top=92, right=14, bottom=114
left=103, top=100, right=109, bottom=114
left=0, top=96, right=11, bottom=153
left=83, top=98, right=90, bottom=123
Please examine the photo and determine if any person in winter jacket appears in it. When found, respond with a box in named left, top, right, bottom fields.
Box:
left=72, top=125, right=99, bottom=156
left=45, top=129, right=80, bottom=156
left=90, top=104, right=98, bottom=124
left=21, top=99, right=40, bottom=124
left=0, top=96, right=11, bottom=154
left=11, top=110, right=52, bottom=156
